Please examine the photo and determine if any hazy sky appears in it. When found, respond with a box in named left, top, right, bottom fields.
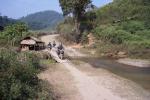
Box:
left=0, top=0, right=112, bottom=19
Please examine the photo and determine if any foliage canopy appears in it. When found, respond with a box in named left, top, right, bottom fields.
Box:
left=59, top=0, right=92, bottom=33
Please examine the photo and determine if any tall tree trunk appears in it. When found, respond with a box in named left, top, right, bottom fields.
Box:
left=74, top=9, right=81, bottom=34
left=75, top=18, right=80, bottom=34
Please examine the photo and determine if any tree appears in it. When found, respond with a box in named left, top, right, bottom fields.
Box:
left=59, top=0, right=92, bottom=34
left=3, top=22, right=28, bottom=46
left=0, top=15, right=16, bottom=27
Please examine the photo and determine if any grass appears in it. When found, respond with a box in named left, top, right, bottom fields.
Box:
left=72, top=60, right=83, bottom=65
left=40, top=59, right=56, bottom=65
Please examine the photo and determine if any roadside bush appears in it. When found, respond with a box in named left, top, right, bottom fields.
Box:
left=92, top=25, right=107, bottom=39
left=135, top=30, right=150, bottom=39
left=93, top=26, right=133, bottom=44
left=126, top=40, right=150, bottom=49
left=126, top=40, right=150, bottom=58
left=121, top=21, right=145, bottom=33
left=81, top=31, right=89, bottom=44
left=93, top=25, right=146, bottom=44
left=0, top=49, right=40, bottom=100
left=109, top=30, right=131, bottom=44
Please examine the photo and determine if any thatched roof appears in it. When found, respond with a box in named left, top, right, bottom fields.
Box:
left=21, top=40, right=36, bottom=45
left=20, top=36, right=44, bottom=45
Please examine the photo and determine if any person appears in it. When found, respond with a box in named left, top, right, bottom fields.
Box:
left=57, top=42, right=64, bottom=50
left=57, top=43, right=64, bottom=59
left=53, top=41, right=56, bottom=47
left=48, top=42, right=52, bottom=50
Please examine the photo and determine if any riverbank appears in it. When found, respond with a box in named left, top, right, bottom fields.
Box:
left=117, top=58, right=150, bottom=68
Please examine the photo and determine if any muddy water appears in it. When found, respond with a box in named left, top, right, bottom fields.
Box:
left=71, top=57, right=150, bottom=91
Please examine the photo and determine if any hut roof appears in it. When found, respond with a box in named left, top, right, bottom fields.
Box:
left=20, top=36, right=44, bottom=45
left=21, top=40, right=36, bottom=45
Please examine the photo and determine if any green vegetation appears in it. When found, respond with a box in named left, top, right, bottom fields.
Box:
left=95, top=0, right=150, bottom=25
left=40, top=59, right=55, bottom=67
left=0, top=49, right=55, bottom=100
left=57, top=0, right=150, bottom=58
left=92, top=0, right=150, bottom=58
left=0, top=21, right=55, bottom=99
left=57, top=11, right=96, bottom=43
left=59, top=0, right=93, bottom=33
left=57, top=18, right=78, bottom=42
left=93, top=24, right=150, bottom=46
left=0, top=49, right=38, bottom=100
left=0, top=15, right=16, bottom=27
left=0, top=22, right=30, bottom=47
left=20, top=10, right=64, bottom=30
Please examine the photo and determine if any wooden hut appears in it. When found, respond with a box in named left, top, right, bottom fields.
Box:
left=20, top=36, right=45, bottom=51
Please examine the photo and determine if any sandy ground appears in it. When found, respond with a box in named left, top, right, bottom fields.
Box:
left=38, top=63, right=82, bottom=100
left=72, top=61, right=150, bottom=100
left=63, top=62, right=124, bottom=100
left=117, top=58, right=150, bottom=68
left=40, top=35, right=150, bottom=100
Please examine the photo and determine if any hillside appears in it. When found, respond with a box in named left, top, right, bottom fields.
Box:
left=20, top=10, right=64, bottom=30
left=0, top=15, right=16, bottom=27
left=92, top=0, right=150, bottom=58
left=57, top=0, right=150, bottom=58
left=95, top=0, right=150, bottom=25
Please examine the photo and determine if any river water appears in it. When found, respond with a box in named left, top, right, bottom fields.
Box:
left=71, top=57, right=150, bottom=92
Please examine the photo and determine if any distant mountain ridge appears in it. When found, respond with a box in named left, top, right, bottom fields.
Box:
left=20, top=10, right=64, bottom=30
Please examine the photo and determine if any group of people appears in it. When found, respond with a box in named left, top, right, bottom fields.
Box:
left=47, top=41, right=64, bottom=59
left=47, top=41, right=56, bottom=50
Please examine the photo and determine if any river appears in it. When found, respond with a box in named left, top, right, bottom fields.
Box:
left=71, top=57, right=150, bottom=92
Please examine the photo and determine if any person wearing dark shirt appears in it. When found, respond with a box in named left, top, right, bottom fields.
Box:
left=48, top=42, right=52, bottom=50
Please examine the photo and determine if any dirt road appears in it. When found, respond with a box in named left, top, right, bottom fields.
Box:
left=39, top=35, right=150, bottom=100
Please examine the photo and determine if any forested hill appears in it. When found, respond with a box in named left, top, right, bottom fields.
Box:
left=95, top=0, right=150, bottom=26
left=92, top=0, right=150, bottom=58
left=20, top=10, right=64, bottom=30
left=0, top=15, right=16, bottom=27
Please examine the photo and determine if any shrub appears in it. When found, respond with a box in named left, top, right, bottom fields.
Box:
left=93, top=26, right=134, bottom=44
left=92, top=25, right=107, bottom=39
left=93, top=24, right=147, bottom=44
left=0, top=49, right=40, bottom=100
left=135, top=30, right=150, bottom=39
left=121, top=21, right=145, bottom=33
left=126, top=40, right=150, bottom=49
left=109, top=30, right=131, bottom=44
left=81, top=31, right=89, bottom=44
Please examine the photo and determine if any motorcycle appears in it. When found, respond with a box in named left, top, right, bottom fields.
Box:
left=57, top=49, right=64, bottom=60
left=47, top=43, right=52, bottom=50
left=47, top=44, right=52, bottom=50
